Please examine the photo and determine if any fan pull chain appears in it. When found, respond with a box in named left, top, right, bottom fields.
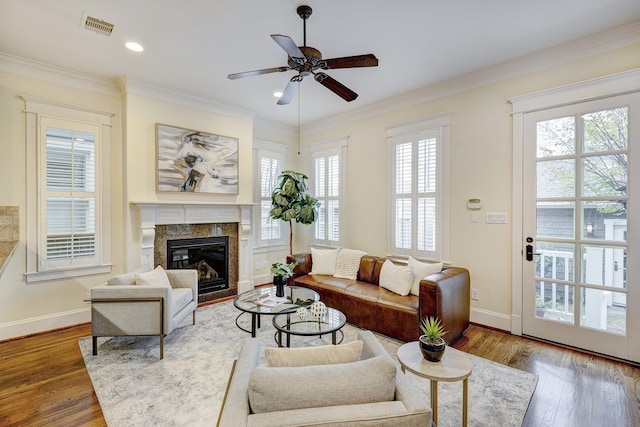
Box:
left=297, top=83, right=301, bottom=155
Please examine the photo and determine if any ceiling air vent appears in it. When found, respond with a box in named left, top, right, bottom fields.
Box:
left=83, top=15, right=114, bottom=36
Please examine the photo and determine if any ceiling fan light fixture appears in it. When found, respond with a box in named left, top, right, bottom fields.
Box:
left=227, top=5, right=378, bottom=105
left=273, top=91, right=283, bottom=98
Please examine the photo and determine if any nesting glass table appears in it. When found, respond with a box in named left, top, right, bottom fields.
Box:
left=233, top=285, right=319, bottom=337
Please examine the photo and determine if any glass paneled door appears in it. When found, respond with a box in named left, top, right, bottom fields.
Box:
left=522, top=94, right=639, bottom=362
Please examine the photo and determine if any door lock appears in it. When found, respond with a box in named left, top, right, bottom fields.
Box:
left=525, top=244, right=541, bottom=262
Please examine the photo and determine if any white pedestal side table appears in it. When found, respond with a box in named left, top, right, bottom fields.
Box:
left=397, top=342, right=473, bottom=426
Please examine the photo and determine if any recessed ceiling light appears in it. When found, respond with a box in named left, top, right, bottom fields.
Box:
left=273, top=91, right=283, bottom=98
left=125, top=42, right=144, bottom=52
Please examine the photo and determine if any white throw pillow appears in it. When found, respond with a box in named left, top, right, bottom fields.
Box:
left=333, top=249, right=367, bottom=280
left=379, top=259, right=414, bottom=296
left=310, top=247, right=340, bottom=275
left=265, top=340, right=363, bottom=367
left=107, top=264, right=152, bottom=286
left=135, top=265, right=171, bottom=287
left=407, top=256, right=444, bottom=296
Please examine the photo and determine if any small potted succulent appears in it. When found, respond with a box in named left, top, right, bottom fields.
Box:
left=271, top=261, right=298, bottom=297
left=418, top=316, right=448, bottom=362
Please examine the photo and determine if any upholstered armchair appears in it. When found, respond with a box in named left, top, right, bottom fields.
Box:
left=217, top=330, right=432, bottom=426
left=90, top=266, right=198, bottom=359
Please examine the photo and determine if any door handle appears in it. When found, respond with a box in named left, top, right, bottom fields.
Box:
left=525, top=245, right=541, bottom=262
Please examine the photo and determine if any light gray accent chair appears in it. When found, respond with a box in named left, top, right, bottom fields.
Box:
left=217, top=330, right=432, bottom=427
left=91, top=268, right=198, bottom=360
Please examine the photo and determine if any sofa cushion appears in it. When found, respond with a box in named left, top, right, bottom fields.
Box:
left=248, top=355, right=396, bottom=414
left=135, top=265, right=171, bottom=287
left=310, top=247, right=340, bottom=275
left=334, top=249, right=367, bottom=280
left=379, top=260, right=414, bottom=296
left=265, top=340, right=363, bottom=367
left=407, top=256, right=444, bottom=296
left=107, top=265, right=152, bottom=286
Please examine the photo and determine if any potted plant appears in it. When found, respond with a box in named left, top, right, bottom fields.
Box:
left=270, top=170, right=319, bottom=255
left=418, top=316, right=448, bottom=362
left=535, top=294, right=547, bottom=317
left=271, top=261, right=298, bottom=297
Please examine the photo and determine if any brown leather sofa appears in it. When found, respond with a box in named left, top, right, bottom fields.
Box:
left=286, top=252, right=470, bottom=344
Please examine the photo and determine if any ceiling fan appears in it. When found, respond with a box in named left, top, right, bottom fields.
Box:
left=227, top=5, right=378, bottom=105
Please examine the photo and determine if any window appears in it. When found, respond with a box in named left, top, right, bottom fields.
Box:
left=310, top=138, right=347, bottom=246
left=23, top=97, right=113, bottom=282
left=44, top=126, right=97, bottom=262
left=253, top=140, right=287, bottom=248
left=388, top=114, right=450, bottom=260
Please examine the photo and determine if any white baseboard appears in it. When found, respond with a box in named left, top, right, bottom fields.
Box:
left=470, top=307, right=512, bottom=332
left=0, top=307, right=91, bottom=341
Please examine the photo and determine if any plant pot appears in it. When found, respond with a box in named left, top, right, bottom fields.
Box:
left=419, top=335, right=446, bottom=362
left=273, top=275, right=286, bottom=297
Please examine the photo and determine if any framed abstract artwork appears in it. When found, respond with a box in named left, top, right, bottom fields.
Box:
left=156, top=123, right=239, bottom=194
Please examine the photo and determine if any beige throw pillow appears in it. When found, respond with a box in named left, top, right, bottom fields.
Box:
left=333, top=248, right=367, bottom=280
left=135, top=265, right=171, bottom=287
left=310, top=247, right=340, bottom=275
left=407, top=256, right=444, bottom=296
left=379, top=259, right=414, bottom=296
left=249, top=355, right=396, bottom=414
left=265, top=340, right=363, bottom=367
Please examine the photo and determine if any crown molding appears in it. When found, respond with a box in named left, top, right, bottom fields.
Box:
left=303, top=20, right=640, bottom=134
left=253, top=116, right=297, bottom=136
left=120, top=76, right=255, bottom=123
left=0, top=52, right=120, bottom=97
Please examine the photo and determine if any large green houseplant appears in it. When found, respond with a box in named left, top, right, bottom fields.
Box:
left=270, top=170, right=319, bottom=254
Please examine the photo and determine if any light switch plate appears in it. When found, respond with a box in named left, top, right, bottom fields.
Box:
left=486, top=212, right=508, bottom=224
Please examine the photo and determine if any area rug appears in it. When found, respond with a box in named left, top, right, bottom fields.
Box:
left=79, top=300, right=537, bottom=427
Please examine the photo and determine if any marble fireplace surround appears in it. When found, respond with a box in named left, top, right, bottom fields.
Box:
left=132, top=202, right=254, bottom=300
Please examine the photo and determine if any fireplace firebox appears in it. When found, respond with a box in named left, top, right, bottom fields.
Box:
left=166, top=236, right=229, bottom=295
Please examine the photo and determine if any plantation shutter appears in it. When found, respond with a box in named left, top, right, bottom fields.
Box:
left=259, top=155, right=282, bottom=241
left=43, top=126, right=97, bottom=266
left=313, top=151, right=341, bottom=244
left=392, top=130, right=439, bottom=257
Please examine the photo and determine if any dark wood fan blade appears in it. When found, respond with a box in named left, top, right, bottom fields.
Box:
left=227, top=66, right=290, bottom=80
left=277, top=75, right=302, bottom=105
left=271, top=34, right=305, bottom=63
left=314, top=72, right=358, bottom=102
left=321, top=54, right=378, bottom=70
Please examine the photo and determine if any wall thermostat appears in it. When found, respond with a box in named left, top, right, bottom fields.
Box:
left=467, top=198, right=482, bottom=210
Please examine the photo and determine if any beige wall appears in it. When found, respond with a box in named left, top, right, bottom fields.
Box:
left=299, top=43, right=640, bottom=326
left=0, top=41, right=638, bottom=338
left=0, top=71, right=124, bottom=336
left=121, top=91, right=255, bottom=271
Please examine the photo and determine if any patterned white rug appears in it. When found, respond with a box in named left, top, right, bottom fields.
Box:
left=79, top=300, right=537, bottom=426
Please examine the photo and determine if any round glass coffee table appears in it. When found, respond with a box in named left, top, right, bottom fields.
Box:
left=233, top=286, right=319, bottom=337
left=272, top=306, right=347, bottom=347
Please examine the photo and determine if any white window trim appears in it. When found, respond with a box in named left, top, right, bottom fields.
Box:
left=386, top=112, right=451, bottom=262
left=22, top=96, right=113, bottom=282
left=253, top=139, right=289, bottom=252
left=309, top=136, right=348, bottom=247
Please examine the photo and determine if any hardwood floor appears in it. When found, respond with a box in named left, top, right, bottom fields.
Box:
left=451, top=325, right=640, bottom=427
left=0, top=322, right=638, bottom=426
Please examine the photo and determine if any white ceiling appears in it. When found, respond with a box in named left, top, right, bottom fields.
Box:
left=1, top=0, right=640, bottom=128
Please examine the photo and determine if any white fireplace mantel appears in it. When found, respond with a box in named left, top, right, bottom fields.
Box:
left=131, top=201, right=255, bottom=293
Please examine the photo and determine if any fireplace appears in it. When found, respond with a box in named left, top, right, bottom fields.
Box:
left=167, top=236, right=229, bottom=295
left=132, top=202, right=254, bottom=303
